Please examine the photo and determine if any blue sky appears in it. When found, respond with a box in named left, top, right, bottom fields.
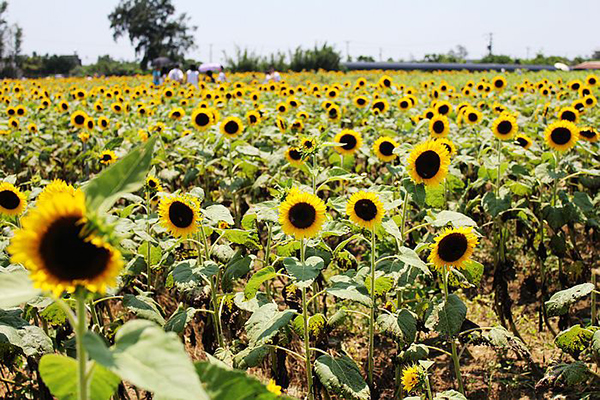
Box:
left=8, top=0, right=599, bottom=65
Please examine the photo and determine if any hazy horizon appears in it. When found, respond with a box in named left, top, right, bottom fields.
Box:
left=7, top=0, right=600, bottom=65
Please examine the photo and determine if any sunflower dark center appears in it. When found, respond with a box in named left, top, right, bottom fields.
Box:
left=340, top=134, right=358, bottom=150
left=379, top=141, right=395, bottom=156
left=580, top=129, right=596, bottom=139
left=433, top=120, right=445, bottom=134
left=168, top=201, right=194, bottom=228
left=288, top=202, right=316, bottom=229
left=39, top=216, right=110, bottom=281
left=148, top=180, right=157, bottom=188
left=329, top=108, right=338, bottom=117
left=173, top=111, right=181, bottom=118
left=224, top=120, right=239, bottom=134
left=438, top=105, right=449, bottom=114
left=354, top=199, right=378, bottom=221
left=400, top=101, right=409, bottom=108
left=195, top=113, right=210, bottom=126
left=0, top=190, right=20, bottom=210
left=249, top=115, right=257, bottom=123
left=373, top=102, right=384, bottom=111
left=516, top=137, right=528, bottom=147
left=494, top=80, right=503, bottom=88
left=468, top=113, right=478, bottom=122
left=415, top=150, right=441, bottom=179
left=437, top=232, right=468, bottom=262
left=561, top=111, right=576, bottom=122
left=101, top=154, right=111, bottom=161
left=357, top=98, right=366, bottom=105
left=304, top=141, right=313, bottom=149
left=289, top=149, right=302, bottom=160
left=551, top=127, right=572, bottom=145
left=497, top=120, right=512, bottom=135
left=425, top=111, right=434, bottom=119
left=74, top=115, right=85, bottom=125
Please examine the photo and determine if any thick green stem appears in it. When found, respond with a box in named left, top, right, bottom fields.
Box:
left=145, top=191, right=152, bottom=288
left=593, top=271, right=597, bottom=326
left=300, top=239, right=314, bottom=400
left=76, top=290, right=88, bottom=400
left=443, top=271, right=465, bottom=395
left=368, top=229, right=377, bottom=389
left=198, top=228, right=223, bottom=348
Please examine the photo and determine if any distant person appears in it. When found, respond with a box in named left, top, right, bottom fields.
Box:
left=186, top=65, right=199, bottom=87
left=205, top=70, right=215, bottom=83
left=152, top=66, right=161, bottom=85
left=167, top=63, right=184, bottom=83
left=217, top=65, right=228, bottom=82
left=263, top=67, right=281, bottom=83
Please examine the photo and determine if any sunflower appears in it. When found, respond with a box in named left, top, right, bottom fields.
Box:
left=579, top=126, right=598, bottom=143
left=428, top=115, right=449, bottom=138
left=407, top=141, right=451, bottom=186
left=70, top=110, right=88, bottom=128
left=285, top=147, right=304, bottom=167
left=346, top=191, right=384, bottom=230
left=378, top=75, right=393, bottom=88
left=146, top=176, right=163, bottom=192
left=371, top=98, right=389, bottom=114
left=0, top=182, right=27, bottom=216
left=435, top=138, right=457, bottom=157
left=398, top=97, right=412, bottom=111
left=491, top=76, right=507, bottom=90
left=168, top=107, right=185, bottom=120
left=38, top=180, right=77, bottom=204
left=585, top=74, right=598, bottom=86
left=110, top=103, right=123, bottom=113
left=245, top=110, right=261, bottom=126
left=435, top=101, right=452, bottom=116
left=326, top=104, right=341, bottom=121
left=220, top=116, right=244, bottom=138
left=159, top=195, right=200, bottom=238
left=300, top=136, right=316, bottom=153
left=464, top=107, right=482, bottom=125
left=99, top=150, right=117, bottom=165
left=372, top=136, right=398, bottom=162
left=333, top=129, right=363, bottom=156
left=492, top=115, right=518, bottom=140
left=279, top=190, right=326, bottom=239
left=558, top=106, right=579, bottom=123
left=544, top=120, right=579, bottom=151
left=85, top=117, right=95, bottom=130
left=191, top=108, right=213, bottom=131
left=266, top=379, right=282, bottom=396
left=429, top=226, right=478, bottom=271
left=514, top=134, right=533, bottom=149
left=401, top=365, right=421, bottom=393
left=8, top=191, right=123, bottom=296
left=353, top=95, right=368, bottom=108
left=583, top=95, right=597, bottom=108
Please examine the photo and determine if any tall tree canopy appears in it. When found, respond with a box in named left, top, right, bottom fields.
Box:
left=108, top=0, right=196, bottom=69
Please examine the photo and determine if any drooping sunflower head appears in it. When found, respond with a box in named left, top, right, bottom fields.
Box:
left=285, top=147, right=304, bottom=167
left=99, top=150, right=117, bottom=165
left=0, top=182, right=27, bottom=216
left=38, top=180, right=77, bottom=204
left=346, top=191, right=384, bottom=230
left=579, top=126, right=598, bottom=143
left=401, top=365, right=422, bottom=393
left=429, top=226, right=478, bottom=271
left=428, top=115, right=449, bottom=138
left=220, top=116, right=244, bottom=138
left=159, top=195, right=201, bottom=238
left=492, top=115, right=518, bottom=140
left=544, top=120, right=579, bottom=152
left=407, top=141, right=451, bottom=186
left=279, top=190, right=326, bottom=239
left=372, top=136, right=399, bottom=162
left=333, top=129, right=363, bottom=156
left=8, top=191, right=123, bottom=296
left=514, top=134, right=533, bottom=149
left=434, top=138, right=457, bottom=157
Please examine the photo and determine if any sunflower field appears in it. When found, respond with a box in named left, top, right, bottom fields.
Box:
left=0, top=70, right=599, bottom=400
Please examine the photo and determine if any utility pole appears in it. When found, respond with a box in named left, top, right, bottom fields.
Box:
left=209, top=44, right=213, bottom=63
left=345, top=40, right=350, bottom=61
left=486, top=33, right=493, bottom=56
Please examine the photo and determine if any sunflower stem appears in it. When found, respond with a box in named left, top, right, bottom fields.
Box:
left=300, top=239, right=314, bottom=400
left=145, top=190, right=152, bottom=289
left=592, top=271, right=597, bottom=326
left=76, top=290, right=89, bottom=400
left=425, top=373, right=434, bottom=400
left=368, top=228, right=377, bottom=390
left=198, top=228, right=223, bottom=348
left=443, top=270, right=465, bottom=395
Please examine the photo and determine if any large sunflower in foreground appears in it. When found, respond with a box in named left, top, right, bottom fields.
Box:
left=346, top=191, right=384, bottom=230
left=429, top=226, right=478, bottom=271
left=0, top=182, right=27, bottom=216
left=8, top=191, right=123, bottom=296
left=333, top=129, right=363, bottom=156
left=37, top=180, right=77, bottom=204
left=159, top=195, right=201, bottom=238
left=279, top=190, right=326, bottom=239
left=406, top=141, right=450, bottom=186
left=544, top=120, right=579, bottom=151
left=372, top=136, right=399, bottom=162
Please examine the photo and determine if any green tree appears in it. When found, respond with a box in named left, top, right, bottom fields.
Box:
left=108, top=0, right=196, bottom=70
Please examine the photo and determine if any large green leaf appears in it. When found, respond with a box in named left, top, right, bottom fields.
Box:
left=0, top=309, right=52, bottom=357
left=554, top=325, right=594, bottom=357
left=164, top=305, right=197, bottom=334
left=245, top=303, right=295, bottom=346
left=222, top=252, right=253, bottom=292
left=202, top=204, right=235, bottom=225
left=83, top=320, right=208, bottom=400
left=314, top=354, right=370, bottom=400
left=0, top=267, right=40, bottom=308
left=434, top=390, right=468, bottom=400
left=326, top=274, right=372, bottom=306
left=283, top=256, right=324, bottom=288
left=123, top=294, right=165, bottom=325
left=426, top=294, right=467, bottom=337
left=431, top=210, right=477, bottom=228
left=39, top=354, right=120, bottom=400
left=83, top=136, right=157, bottom=213
left=232, top=344, right=270, bottom=369
left=194, top=361, right=280, bottom=400
left=545, top=283, right=594, bottom=317
left=244, top=266, right=277, bottom=300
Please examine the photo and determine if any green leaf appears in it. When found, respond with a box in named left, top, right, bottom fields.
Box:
left=545, top=283, right=594, bottom=317
left=0, top=268, right=41, bottom=308
left=314, top=354, right=370, bottom=400
left=283, top=256, right=324, bottom=288
left=194, top=361, right=280, bottom=400
left=482, top=191, right=511, bottom=217
left=327, top=274, right=372, bottom=306
left=39, top=354, right=120, bottom=400
left=202, top=204, right=234, bottom=225
left=397, top=343, right=429, bottom=364
left=426, top=294, right=467, bottom=337
left=431, top=210, right=477, bottom=228
left=0, top=309, right=53, bottom=357
left=592, top=330, right=600, bottom=357
left=164, top=305, right=197, bottom=334
left=232, top=345, right=271, bottom=369
left=84, top=320, right=208, bottom=400
left=222, top=252, right=253, bottom=292
left=555, top=325, right=593, bottom=357
left=364, top=275, right=394, bottom=296
left=245, top=303, right=295, bottom=346
left=244, top=266, right=277, bottom=300
left=434, top=390, right=468, bottom=400
left=458, top=259, right=484, bottom=287
left=84, top=136, right=157, bottom=213
left=123, top=294, right=165, bottom=325
left=547, top=361, right=590, bottom=386
left=381, top=219, right=402, bottom=241
left=482, top=326, right=531, bottom=359
left=425, top=184, right=445, bottom=208
left=292, top=313, right=326, bottom=338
